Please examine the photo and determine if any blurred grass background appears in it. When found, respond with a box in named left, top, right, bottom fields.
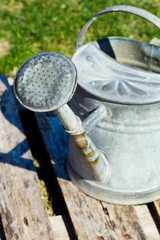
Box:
left=0, top=0, right=159, bottom=77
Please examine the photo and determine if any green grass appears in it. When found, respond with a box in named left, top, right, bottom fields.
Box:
left=0, top=0, right=159, bottom=77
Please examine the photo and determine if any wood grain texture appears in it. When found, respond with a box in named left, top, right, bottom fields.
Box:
left=49, top=215, right=70, bottom=240
left=134, top=205, right=159, bottom=239
left=35, top=110, right=160, bottom=240
left=0, top=75, right=54, bottom=240
left=102, top=203, right=160, bottom=240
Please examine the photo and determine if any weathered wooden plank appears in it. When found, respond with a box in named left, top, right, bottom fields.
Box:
left=134, top=205, right=159, bottom=239
left=35, top=110, right=160, bottom=240
left=0, top=75, right=54, bottom=240
left=101, top=203, right=160, bottom=240
left=58, top=178, right=119, bottom=240
left=49, top=215, right=70, bottom=240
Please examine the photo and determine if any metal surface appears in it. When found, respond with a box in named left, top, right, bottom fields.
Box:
left=56, top=104, right=111, bottom=182
left=13, top=52, right=111, bottom=182
left=14, top=52, right=77, bottom=112
left=68, top=6, right=160, bottom=204
left=73, top=5, right=160, bottom=104
left=13, top=6, right=160, bottom=204
left=72, top=38, right=160, bottom=105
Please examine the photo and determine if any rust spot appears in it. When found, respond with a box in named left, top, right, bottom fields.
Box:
left=73, top=132, right=98, bottom=158
left=23, top=217, right=29, bottom=226
left=75, top=138, right=88, bottom=149
left=73, top=132, right=88, bottom=149
left=98, top=237, right=104, bottom=240
left=124, top=234, right=131, bottom=239
left=73, top=132, right=86, bottom=139
left=83, top=149, right=95, bottom=158
left=103, top=207, right=108, bottom=215
left=90, top=157, right=100, bottom=166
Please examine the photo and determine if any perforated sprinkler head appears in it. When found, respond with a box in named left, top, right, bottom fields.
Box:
left=13, top=52, right=77, bottom=112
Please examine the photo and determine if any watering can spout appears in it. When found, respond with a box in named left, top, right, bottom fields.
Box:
left=13, top=51, right=111, bottom=183
left=56, top=104, right=111, bottom=182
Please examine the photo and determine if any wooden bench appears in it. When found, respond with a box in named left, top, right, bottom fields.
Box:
left=0, top=74, right=159, bottom=239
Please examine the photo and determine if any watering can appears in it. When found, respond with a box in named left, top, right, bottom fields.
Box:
left=13, top=5, right=160, bottom=205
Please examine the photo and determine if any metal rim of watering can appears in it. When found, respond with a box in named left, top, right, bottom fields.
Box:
left=14, top=52, right=77, bottom=112
left=76, top=5, right=160, bottom=49
left=72, top=6, right=160, bottom=105
left=72, top=37, right=160, bottom=105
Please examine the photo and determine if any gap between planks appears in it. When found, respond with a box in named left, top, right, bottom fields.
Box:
left=0, top=214, right=71, bottom=240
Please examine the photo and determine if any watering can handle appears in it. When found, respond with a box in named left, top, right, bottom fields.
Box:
left=76, top=5, right=160, bottom=50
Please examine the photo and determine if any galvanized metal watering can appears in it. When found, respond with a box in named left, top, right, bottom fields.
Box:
left=13, top=5, right=160, bottom=205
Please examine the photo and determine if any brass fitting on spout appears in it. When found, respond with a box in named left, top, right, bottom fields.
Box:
left=56, top=104, right=111, bottom=182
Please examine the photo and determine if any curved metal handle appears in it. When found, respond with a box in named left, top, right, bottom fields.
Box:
left=76, top=5, right=160, bottom=50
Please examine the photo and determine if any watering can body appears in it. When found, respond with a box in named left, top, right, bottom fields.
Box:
left=13, top=5, right=160, bottom=205
left=67, top=6, right=160, bottom=204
